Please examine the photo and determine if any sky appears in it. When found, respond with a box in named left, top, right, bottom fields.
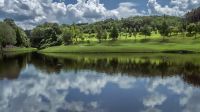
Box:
left=0, top=0, right=200, bottom=29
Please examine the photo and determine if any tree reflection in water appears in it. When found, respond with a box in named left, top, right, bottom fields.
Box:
left=0, top=53, right=200, bottom=112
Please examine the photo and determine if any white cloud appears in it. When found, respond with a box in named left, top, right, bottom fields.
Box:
left=143, top=92, right=167, bottom=107
left=0, top=0, right=200, bottom=29
left=141, top=108, right=162, bottom=112
left=145, top=76, right=200, bottom=112
left=147, top=0, right=200, bottom=16
left=0, top=0, right=141, bottom=29
left=0, top=65, right=136, bottom=112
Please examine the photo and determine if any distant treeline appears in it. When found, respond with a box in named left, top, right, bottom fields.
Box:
left=186, top=7, right=200, bottom=23
left=0, top=7, right=200, bottom=49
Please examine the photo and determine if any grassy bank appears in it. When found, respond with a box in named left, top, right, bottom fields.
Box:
left=3, top=47, right=37, bottom=53
left=40, top=33, right=200, bottom=53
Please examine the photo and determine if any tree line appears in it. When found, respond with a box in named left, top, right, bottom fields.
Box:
left=0, top=7, right=200, bottom=50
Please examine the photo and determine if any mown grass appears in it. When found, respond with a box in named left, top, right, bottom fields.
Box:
left=40, top=33, right=200, bottom=53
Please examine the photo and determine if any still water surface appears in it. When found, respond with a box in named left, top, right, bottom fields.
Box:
left=0, top=53, right=200, bottom=112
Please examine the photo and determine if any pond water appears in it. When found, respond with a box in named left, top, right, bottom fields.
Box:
left=0, top=53, right=200, bottom=112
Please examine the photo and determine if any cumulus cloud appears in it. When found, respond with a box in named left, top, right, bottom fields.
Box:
left=0, top=65, right=136, bottom=112
left=145, top=76, right=200, bottom=112
left=147, top=0, right=200, bottom=16
left=0, top=0, right=141, bottom=29
left=143, top=92, right=167, bottom=107
left=0, top=0, right=199, bottom=29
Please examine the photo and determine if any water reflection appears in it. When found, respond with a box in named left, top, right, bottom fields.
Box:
left=0, top=53, right=200, bottom=112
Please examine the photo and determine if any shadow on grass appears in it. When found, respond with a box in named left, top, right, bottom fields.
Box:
left=140, top=38, right=151, bottom=43
left=159, top=39, right=170, bottom=43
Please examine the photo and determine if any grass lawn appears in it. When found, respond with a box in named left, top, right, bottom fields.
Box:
left=40, top=33, right=200, bottom=53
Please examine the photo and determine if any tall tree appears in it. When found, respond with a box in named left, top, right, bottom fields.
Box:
left=187, top=23, right=198, bottom=38
left=96, top=27, right=103, bottom=43
left=16, top=28, right=23, bottom=46
left=159, top=21, right=170, bottom=40
left=4, top=18, right=16, bottom=29
left=62, top=28, right=74, bottom=45
left=102, top=29, right=108, bottom=40
left=141, top=25, right=151, bottom=39
left=109, top=25, right=119, bottom=41
left=0, top=22, right=16, bottom=50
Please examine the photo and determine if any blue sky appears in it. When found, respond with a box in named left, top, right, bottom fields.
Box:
left=0, top=0, right=199, bottom=29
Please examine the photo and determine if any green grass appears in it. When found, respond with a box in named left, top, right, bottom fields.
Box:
left=40, top=33, right=200, bottom=53
left=3, top=47, right=37, bottom=53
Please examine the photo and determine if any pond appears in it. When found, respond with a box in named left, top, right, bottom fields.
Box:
left=0, top=53, right=200, bottom=112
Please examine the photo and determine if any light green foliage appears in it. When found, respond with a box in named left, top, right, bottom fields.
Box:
left=71, top=24, right=83, bottom=44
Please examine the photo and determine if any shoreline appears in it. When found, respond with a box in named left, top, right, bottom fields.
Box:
left=39, top=45, right=200, bottom=54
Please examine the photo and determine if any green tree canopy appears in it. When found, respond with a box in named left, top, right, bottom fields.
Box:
left=159, top=21, right=170, bottom=38
left=110, top=25, right=119, bottom=40
left=141, top=25, right=151, bottom=38
left=0, top=22, right=16, bottom=50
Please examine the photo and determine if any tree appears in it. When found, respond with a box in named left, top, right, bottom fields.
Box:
left=185, top=7, right=200, bottom=23
left=62, top=28, right=74, bottom=45
left=141, top=25, right=151, bottom=38
left=132, top=28, right=137, bottom=41
left=102, top=30, right=108, bottom=40
left=170, top=26, right=179, bottom=36
left=159, top=21, right=170, bottom=40
left=96, top=26, right=107, bottom=43
left=4, top=18, right=16, bottom=29
left=197, top=22, right=200, bottom=34
left=71, top=24, right=82, bottom=44
left=31, top=23, right=62, bottom=48
left=96, top=29, right=103, bottom=43
left=186, top=23, right=198, bottom=38
left=16, top=28, right=23, bottom=46
left=187, top=23, right=196, bottom=34
left=4, top=18, right=30, bottom=47
left=0, top=22, right=16, bottom=50
left=109, top=25, right=119, bottom=40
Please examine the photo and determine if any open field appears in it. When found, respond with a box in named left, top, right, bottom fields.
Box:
left=40, top=33, right=200, bottom=53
